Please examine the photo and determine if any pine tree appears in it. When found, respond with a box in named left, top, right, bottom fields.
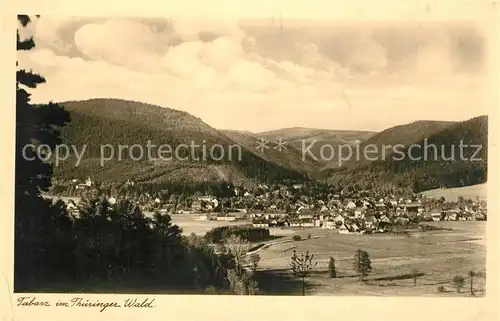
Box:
left=412, top=268, right=419, bottom=286
left=328, top=257, right=337, bottom=278
left=468, top=270, right=475, bottom=295
left=15, top=15, right=71, bottom=290
left=452, top=275, right=465, bottom=293
left=352, top=249, right=372, bottom=281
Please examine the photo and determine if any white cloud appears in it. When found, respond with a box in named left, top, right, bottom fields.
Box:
left=18, top=17, right=487, bottom=132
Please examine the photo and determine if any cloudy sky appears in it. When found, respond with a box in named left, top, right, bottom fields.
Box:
left=17, top=17, right=488, bottom=132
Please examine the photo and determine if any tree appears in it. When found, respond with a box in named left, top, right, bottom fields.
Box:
left=227, top=269, right=259, bottom=295
left=452, top=275, right=465, bottom=293
left=224, top=235, right=250, bottom=274
left=328, top=257, right=337, bottom=278
left=290, top=250, right=317, bottom=296
left=15, top=15, right=71, bottom=289
left=412, top=268, right=419, bottom=286
left=249, top=253, right=260, bottom=272
left=352, top=249, right=372, bottom=281
left=468, top=270, right=475, bottom=295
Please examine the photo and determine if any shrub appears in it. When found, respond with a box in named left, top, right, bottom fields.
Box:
left=292, top=235, right=302, bottom=241
left=328, top=257, right=336, bottom=278
left=437, top=286, right=445, bottom=293
left=205, top=226, right=270, bottom=243
left=452, top=275, right=465, bottom=293
left=307, top=233, right=312, bottom=239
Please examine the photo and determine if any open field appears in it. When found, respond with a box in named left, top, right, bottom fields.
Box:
left=420, top=183, right=487, bottom=201
left=168, top=214, right=300, bottom=236
left=254, top=222, right=486, bottom=296
left=168, top=213, right=251, bottom=235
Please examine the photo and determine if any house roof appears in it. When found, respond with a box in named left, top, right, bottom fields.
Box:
left=401, top=203, right=422, bottom=208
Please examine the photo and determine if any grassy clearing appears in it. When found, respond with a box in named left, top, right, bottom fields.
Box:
left=169, top=214, right=251, bottom=235
left=255, top=222, right=486, bottom=296
left=420, top=183, right=487, bottom=201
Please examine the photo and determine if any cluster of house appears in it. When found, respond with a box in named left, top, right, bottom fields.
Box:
left=53, top=179, right=487, bottom=234
left=249, top=196, right=487, bottom=234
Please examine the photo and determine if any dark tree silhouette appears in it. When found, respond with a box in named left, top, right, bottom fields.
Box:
left=412, top=268, right=419, bottom=286
left=328, top=257, right=337, bottom=278
left=468, top=270, right=475, bottom=295
left=249, top=253, right=261, bottom=272
left=353, top=249, right=372, bottom=281
left=15, top=15, right=71, bottom=290
left=453, top=275, right=465, bottom=293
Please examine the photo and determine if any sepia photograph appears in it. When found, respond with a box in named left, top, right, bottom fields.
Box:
left=12, top=7, right=490, bottom=302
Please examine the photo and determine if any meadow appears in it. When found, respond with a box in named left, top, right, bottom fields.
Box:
left=420, top=183, right=487, bottom=201
left=253, top=222, right=486, bottom=296
left=168, top=213, right=251, bottom=235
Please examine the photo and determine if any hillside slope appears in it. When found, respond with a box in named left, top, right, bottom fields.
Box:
left=420, top=183, right=487, bottom=201
left=53, top=98, right=307, bottom=184
left=327, top=116, right=487, bottom=192
left=340, top=120, right=455, bottom=169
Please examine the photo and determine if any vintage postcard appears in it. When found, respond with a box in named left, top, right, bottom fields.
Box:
left=1, top=0, right=498, bottom=320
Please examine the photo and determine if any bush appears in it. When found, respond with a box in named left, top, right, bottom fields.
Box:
left=437, top=286, right=445, bottom=293
left=205, top=226, right=270, bottom=243
left=292, top=235, right=302, bottom=241
left=328, top=257, right=336, bottom=278
left=307, top=233, right=312, bottom=239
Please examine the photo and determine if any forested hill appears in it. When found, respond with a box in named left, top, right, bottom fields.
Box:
left=340, top=120, right=455, bottom=169
left=52, top=98, right=307, bottom=184
left=326, top=115, right=488, bottom=193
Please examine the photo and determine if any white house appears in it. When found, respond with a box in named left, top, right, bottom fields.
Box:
left=379, top=215, right=391, bottom=223
left=350, top=223, right=360, bottom=232
left=334, top=214, right=345, bottom=224
left=339, top=223, right=350, bottom=234
left=431, top=212, right=442, bottom=221
left=299, top=213, right=314, bottom=220
left=322, top=220, right=336, bottom=229
left=301, top=220, right=314, bottom=228
left=354, top=207, right=365, bottom=219
left=346, top=201, right=356, bottom=209
left=253, top=221, right=269, bottom=228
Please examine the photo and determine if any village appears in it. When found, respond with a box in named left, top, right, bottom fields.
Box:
left=56, top=177, right=487, bottom=236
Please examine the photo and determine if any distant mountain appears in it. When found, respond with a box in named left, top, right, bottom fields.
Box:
left=53, top=98, right=307, bottom=185
left=255, top=127, right=375, bottom=170
left=50, top=98, right=487, bottom=192
left=258, top=127, right=375, bottom=144
left=222, top=129, right=323, bottom=177
left=327, top=116, right=488, bottom=192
